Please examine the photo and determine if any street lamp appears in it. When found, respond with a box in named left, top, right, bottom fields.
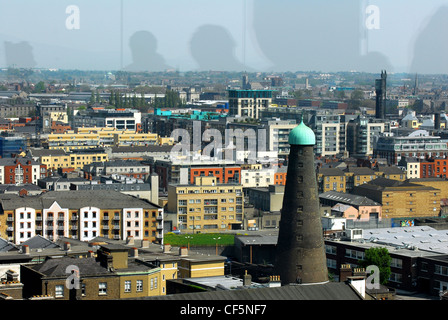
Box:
left=185, top=236, right=193, bottom=250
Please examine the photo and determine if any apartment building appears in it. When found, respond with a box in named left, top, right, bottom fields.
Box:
left=28, top=148, right=108, bottom=171
left=346, top=116, right=385, bottom=157
left=374, top=130, right=448, bottom=165
left=317, top=167, right=346, bottom=193
left=0, top=190, right=163, bottom=244
left=0, top=158, right=46, bottom=185
left=45, top=128, right=158, bottom=151
left=167, top=176, right=243, bottom=233
left=228, top=89, right=273, bottom=119
left=398, top=157, right=421, bottom=179
left=83, top=159, right=150, bottom=180
left=352, top=177, right=441, bottom=219
left=150, top=158, right=239, bottom=190
left=73, top=107, right=142, bottom=131
left=241, top=164, right=276, bottom=188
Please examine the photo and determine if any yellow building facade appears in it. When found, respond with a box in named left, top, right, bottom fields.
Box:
left=46, top=127, right=160, bottom=151
left=167, top=176, right=244, bottom=233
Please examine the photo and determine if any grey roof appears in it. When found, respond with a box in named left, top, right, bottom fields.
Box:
left=21, top=235, right=60, bottom=250
left=362, top=226, right=448, bottom=255
left=343, top=167, right=375, bottom=175
left=0, top=237, right=19, bottom=252
left=31, top=256, right=111, bottom=277
left=0, top=158, right=40, bottom=166
left=28, top=148, right=67, bottom=157
left=0, top=190, right=161, bottom=211
left=362, top=177, right=436, bottom=190
left=236, top=234, right=278, bottom=246
left=0, top=184, right=43, bottom=192
left=111, top=145, right=173, bottom=153
left=146, top=281, right=362, bottom=300
left=318, top=168, right=345, bottom=176
left=319, top=191, right=380, bottom=206
left=374, top=166, right=405, bottom=174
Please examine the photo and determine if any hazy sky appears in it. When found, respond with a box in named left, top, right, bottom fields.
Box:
left=0, top=0, right=448, bottom=74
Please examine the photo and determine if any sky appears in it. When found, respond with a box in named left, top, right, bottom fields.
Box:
left=0, top=0, right=448, bottom=74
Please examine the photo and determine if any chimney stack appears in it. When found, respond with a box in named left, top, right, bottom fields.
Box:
left=141, top=239, right=150, bottom=248
left=22, top=245, right=30, bottom=254
left=179, top=247, right=188, bottom=257
left=64, top=242, right=71, bottom=251
left=339, top=264, right=353, bottom=282
left=131, top=247, right=138, bottom=258
left=243, top=270, right=252, bottom=286
left=126, top=236, right=134, bottom=246
left=163, top=244, right=172, bottom=253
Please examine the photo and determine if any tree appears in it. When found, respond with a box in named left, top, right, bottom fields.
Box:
left=33, top=81, right=46, bottom=93
left=358, top=247, right=392, bottom=285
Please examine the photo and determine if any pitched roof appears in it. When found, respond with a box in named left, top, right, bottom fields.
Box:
left=0, top=190, right=161, bottom=211
left=21, top=235, right=60, bottom=250
left=318, top=167, right=345, bottom=176
left=31, top=256, right=110, bottom=277
left=146, top=281, right=362, bottom=300
left=0, top=237, right=19, bottom=252
left=343, top=166, right=375, bottom=175
left=374, top=166, right=405, bottom=175
left=319, top=191, right=380, bottom=206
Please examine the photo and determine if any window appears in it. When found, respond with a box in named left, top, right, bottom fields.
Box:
left=55, top=285, right=64, bottom=298
left=124, top=280, right=131, bottom=293
left=136, top=280, right=143, bottom=292
left=99, top=282, right=107, bottom=295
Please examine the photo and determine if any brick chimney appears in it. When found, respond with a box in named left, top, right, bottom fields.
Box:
left=339, top=264, right=353, bottom=282
left=163, top=244, right=172, bottom=253
left=179, top=247, right=188, bottom=257
left=131, top=247, right=138, bottom=258
left=126, top=236, right=134, bottom=246
left=22, top=245, right=30, bottom=254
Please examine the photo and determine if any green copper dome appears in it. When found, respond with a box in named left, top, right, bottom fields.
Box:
left=288, top=121, right=316, bottom=145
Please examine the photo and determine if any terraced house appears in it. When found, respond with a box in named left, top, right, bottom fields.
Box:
left=0, top=190, right=163, bottom=244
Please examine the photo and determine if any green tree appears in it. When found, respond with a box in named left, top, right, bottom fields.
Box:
left=33, top=81, right=46, bottom=93
left=358, top=247, right=392, bottom=285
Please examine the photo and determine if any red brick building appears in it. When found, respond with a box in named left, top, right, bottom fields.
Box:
left=0, top=158, right=46, bottom=185
left=420, top=158, right=448, bottom=178
left=189, top=166, right=241, bottom=185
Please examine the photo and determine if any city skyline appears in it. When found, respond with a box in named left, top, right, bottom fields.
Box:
left=1, top=1, right=448, bottom=73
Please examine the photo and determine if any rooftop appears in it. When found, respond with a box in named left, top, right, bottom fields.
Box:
left=319, top=191, right=381, bottom=206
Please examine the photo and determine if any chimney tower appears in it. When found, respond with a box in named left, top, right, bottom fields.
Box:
left=274, top=120, right=328, bottom=285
